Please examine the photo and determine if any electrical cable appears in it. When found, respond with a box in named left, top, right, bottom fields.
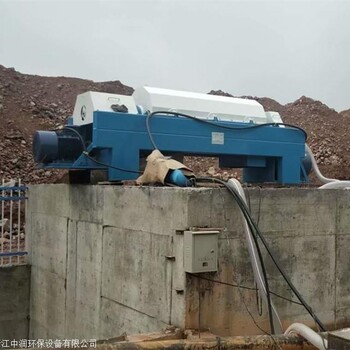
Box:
left=83, top=152, right=142, bottom=175
left=188, top=273, right=256, bottom=291
left=249, top=220, right=274, bottom=332
left=246, top=187, right=264, bottom=316
left=196, top=177, right=327, bottom=332
left=216, top=177, right=326, bottom=331
left=188, top=273, right=303, bottom=306
left=237, top=282, right=283, bottom=350
left=58, top=127, right=142, bottom=175
left=189, top=273, right=282, bottom=349
left=145, top=111, right=308, bottom=150
left=231, top=181, right=282, bottom=330
left=63, top=127, right=87, bottom=151
left=226, top=180, right=277, bottom=333
left=195, top=178, right=281, bottom=333
left=190, top=179, right=276, bottom=334
left=247, top=216, right=275, bottom=333
left=146, top=113, right=159, bottom=150
left=256, top=287, right=263, bottom=316
left=269, top=292, right=303, bottom=306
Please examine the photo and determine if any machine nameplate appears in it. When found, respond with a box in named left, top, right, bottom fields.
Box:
left=212, top=132, right=224, bottom=145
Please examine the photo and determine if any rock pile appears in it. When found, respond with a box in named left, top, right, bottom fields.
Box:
left=0, top=65, right=132, bottom=183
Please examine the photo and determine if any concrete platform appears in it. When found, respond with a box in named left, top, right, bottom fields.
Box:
left=27, top=185, right=350, bottom=340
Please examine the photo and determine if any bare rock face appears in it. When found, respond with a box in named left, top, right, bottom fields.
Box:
left=0, top=63, right=349, bottom=184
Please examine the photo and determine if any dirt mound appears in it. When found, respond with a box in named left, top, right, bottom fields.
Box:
left=0, top=64, right=133, bottom=183
left=282, top=96, right=347, bottom=178
left=209, top=90, right=286, bottom=114
left=340, top=108, right=350, bottom=118
left=1, top=64, right=349, bottom=184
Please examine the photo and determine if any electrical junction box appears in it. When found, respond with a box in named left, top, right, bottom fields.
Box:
left=184, top=230, right=219, bottom=273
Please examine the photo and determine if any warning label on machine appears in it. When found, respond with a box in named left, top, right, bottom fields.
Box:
left=211, top=132, right=224, bottom=145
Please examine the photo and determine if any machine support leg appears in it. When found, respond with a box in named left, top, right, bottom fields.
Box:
left=278, top=157, right=301, bottom=184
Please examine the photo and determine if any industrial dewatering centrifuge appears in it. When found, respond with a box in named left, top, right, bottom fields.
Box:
left=32, top=86, right=310, bottom=184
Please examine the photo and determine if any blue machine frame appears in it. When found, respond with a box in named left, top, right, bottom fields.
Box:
left=39, top=110, right=307, bottom=184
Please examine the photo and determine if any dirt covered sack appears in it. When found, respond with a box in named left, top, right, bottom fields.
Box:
left=136, top=150, right=194, bottom=185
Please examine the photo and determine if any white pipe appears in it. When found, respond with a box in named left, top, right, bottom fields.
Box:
left=284, top=323, right=328, bottom=350
left=306, top=145, right=339, bottom=184
left=319, top=181, right=350, bottom=189
left=306, top=144, right=350, bottom=190
left=227, top=179, right=283, bottom=334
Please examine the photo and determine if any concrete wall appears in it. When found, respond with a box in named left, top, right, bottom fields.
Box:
left=27, top=185, right=350, bottom=340
left=0, top=265, right=30, bottom=340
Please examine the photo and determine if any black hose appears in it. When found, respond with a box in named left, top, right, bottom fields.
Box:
left=202, top=178, right=275, bottom=333
left=83, top=152, right=142, bottom=174
left=224, top=179, right=276, bottom=333
left=145, top=111, right=308, bottom=150
left=196, top=177, right=326, bottom=332
left=146, top=114, right=159, bottom=150
left=62, top=128, right=141, bottom=174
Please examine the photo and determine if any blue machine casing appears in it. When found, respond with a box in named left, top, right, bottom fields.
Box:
left=34, top=110, right=308, bottom=184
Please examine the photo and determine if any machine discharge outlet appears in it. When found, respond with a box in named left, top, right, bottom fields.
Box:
left=184, top=230, right=219, bottom=273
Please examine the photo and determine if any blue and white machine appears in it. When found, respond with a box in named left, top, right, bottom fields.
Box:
left=33, top=86, right=310, bottom=184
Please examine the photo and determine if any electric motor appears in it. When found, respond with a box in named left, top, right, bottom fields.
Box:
left=33, top=129, right=84, bottom=163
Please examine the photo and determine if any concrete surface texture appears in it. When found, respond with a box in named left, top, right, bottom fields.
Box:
left=0, top=265, right=30, bottom=340
left=27, top=185, right=350, bottom=340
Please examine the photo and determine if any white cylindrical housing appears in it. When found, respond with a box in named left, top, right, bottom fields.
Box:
left=133, top=86, right=269, bottom=124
